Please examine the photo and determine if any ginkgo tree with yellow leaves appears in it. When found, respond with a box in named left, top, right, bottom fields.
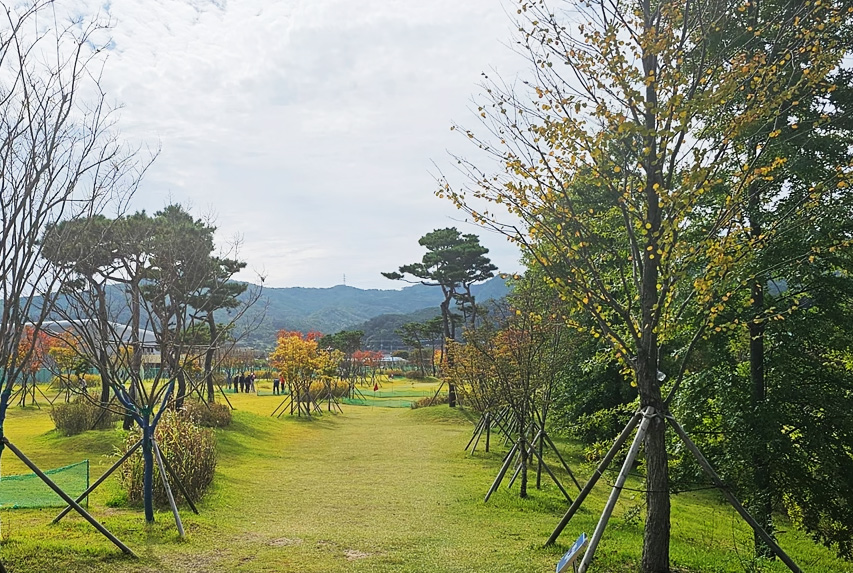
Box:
left=269, top=331, right=326, bottom=415
left=442, top=0, right=852, bottom=570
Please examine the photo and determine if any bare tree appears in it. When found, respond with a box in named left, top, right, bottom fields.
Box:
left=0, top=0, right=153, bottom=561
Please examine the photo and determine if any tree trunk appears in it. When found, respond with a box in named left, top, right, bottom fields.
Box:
left=440, top=293, right=457, bottom=407
left=123, top=381, right=136, bottom=431
left=142, top=421, right=155, bottom=523
left=519, top=433, right=529, bottom=498
left=175, top=370, right=186, bottom=411
left=749, top=281, right=773, bottom=557
left=748, top=180, right=774, bottom=558
left=96, top=284, right=111, bottom=406
left=125, top=279, right=142, bottom=430
left=637, top=352, right=670, bottom=572
left=440, top=296, right=453, bottom=340
left=205, top=313, right=217, bottom=403
left=642, top=409, right=670, bottom=572
left=638, top=3, right=670, bottom=566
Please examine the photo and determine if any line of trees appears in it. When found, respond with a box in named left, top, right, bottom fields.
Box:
left=0, top=0, right=264, bottom=532
left=441, top=0, right=853, bottom=569
left=38, top=204, right=263, bottom=522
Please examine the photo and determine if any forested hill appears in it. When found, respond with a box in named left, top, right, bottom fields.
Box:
left=239, top=276, right=510, bottom=348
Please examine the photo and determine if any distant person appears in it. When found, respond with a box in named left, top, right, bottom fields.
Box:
left=273, top=376, right=280, bottom=395
left=249, top=372, right=256, bottom=392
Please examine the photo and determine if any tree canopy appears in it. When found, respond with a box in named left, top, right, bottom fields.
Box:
left=442, top=0, right=852, bottom=568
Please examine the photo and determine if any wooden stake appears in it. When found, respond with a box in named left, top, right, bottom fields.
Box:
left=155, top=444, right=199, bottom=515
left=153, top=440, right=184, bottom=538
left=484, top=441, right=519, bottom=502
left=53, top=439, right=143, bottom=524
left=541, top=430, right=582, bottom=491
left=527, top=441, right=572, bottom=502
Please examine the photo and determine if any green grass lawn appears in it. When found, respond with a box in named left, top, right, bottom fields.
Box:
left=0, top=382, right=850, bottom=572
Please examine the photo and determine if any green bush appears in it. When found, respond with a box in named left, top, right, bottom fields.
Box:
left=385, top=369, right=405, bottom=377
left=404, top=370, right=425, bottom=380
left=49, top=397, right=119, bottom=436
left=182, top=400, right=232, bottom=428
left=118, top=410, right=216, bottom=507
left=306, top=379, right=349, bottom=399
left=411, top=394, right=448, bottom=409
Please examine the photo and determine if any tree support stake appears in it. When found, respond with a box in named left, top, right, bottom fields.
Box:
left=53, top=438, right=143, bottom=524
left=2, top=437, right=136, bottom=557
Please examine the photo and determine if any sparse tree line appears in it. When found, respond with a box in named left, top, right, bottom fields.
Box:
left=36, top=204, right=263, bottom=524
left=433, top=0, right=853, bottom=569
left=0, top=0, right=262, bottom=546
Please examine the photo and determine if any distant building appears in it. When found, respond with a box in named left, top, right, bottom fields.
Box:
left=380, top=355, right=408, bottom=367
left=39, top=319, right=160, bottom=367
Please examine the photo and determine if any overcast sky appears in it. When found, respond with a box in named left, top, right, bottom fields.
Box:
left=73, top=0, right=526, bottom=289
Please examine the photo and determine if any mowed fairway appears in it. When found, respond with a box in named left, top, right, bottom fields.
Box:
left=0, top=389, right=570, bottom=573
left=0, top=385, right=851, bottom=572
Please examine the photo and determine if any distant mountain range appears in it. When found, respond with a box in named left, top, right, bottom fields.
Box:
left=28, top=277, right=510, bottom=351
left=238, top=276, right=510, bottom=349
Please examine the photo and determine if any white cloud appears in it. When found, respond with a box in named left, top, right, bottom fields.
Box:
left=69, top=0, right=525, bottom=288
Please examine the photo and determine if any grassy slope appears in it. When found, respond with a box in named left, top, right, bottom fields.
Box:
left=0, top=383, right=850, bottom=572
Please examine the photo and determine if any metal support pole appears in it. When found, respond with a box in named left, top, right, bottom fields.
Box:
left=2, top=437, right=136, bottom=557
left=155, top=443, right=199, bottom=515
left=53, top=439, right=143, bottom=523
left=577, top=407, right=654, bottom=573
left=542, top=430, right=582, bottom=491
left=153, top=440, right=185, bottom=538
left=546, top=409, right=643, bottom=546
left=667, top=415, right=803, bottom=573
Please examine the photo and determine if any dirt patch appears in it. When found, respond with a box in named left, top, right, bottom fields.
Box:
left=344, top=549, right=371, bottom=561
left=270, top=537, right=303, bottom=547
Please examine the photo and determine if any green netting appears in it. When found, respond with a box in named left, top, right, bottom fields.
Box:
left=355, top=388, right=436, bottom=398
left=342, top=397, right=422, bottom=408
left=255, top=389, right=290, bottom=396
left=0, top=460, right=89, bottom=509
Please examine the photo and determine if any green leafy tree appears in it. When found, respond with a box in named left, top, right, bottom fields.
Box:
left=42, top=215, right=125, bottom=405
left=442, top=0, right=850, bottom=568
left=383, top=228, right=496, bottom=341
left=383, top=228, right=496, bottom=406
left=319, top=330, right=364, bottom=380
left=141, top=205, right=216, bottom=410
left=397, top=322, right=429, bottom=377
left=188, top=257, right=249, bottom=402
